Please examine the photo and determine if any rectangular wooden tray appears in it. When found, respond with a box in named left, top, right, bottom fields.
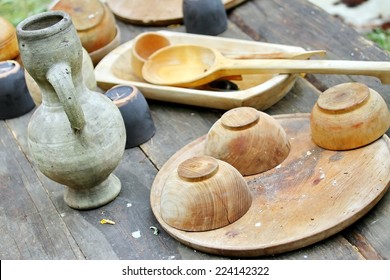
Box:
left=94, top=31, right=304, bottom=110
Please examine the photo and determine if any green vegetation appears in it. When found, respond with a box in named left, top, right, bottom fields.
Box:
left=365, top=28, right=390, bottom=52
left=1, top=0, right=389, bottom=53
left=0, top=0, right=51, bottom=26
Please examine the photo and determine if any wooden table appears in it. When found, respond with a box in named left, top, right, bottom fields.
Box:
left=1, top=0, right=389, bottom=260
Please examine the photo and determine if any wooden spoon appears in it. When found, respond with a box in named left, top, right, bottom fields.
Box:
left=223, top=49, right=326, bottom=59
left=142, top=44, right=390, bottom=87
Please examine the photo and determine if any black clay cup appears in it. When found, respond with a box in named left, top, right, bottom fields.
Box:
left=183, top=0, right=228, bottom=36
left=105, top=85, right=156, bottom=148
left=0, top=60, right=35, bottom=120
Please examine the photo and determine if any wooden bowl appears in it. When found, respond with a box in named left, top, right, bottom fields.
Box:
left=204, top=107, right=291, bottom=175
left=311, top=82, right=390, bottom=150
left=51, top=0, right=116, bottom=53
left=131, top=32, right=170, bottom=79
left=160, top=155, right=252, bottom=231
left=0, top=17, right=19, bottom=61
left=89, top=25, right=121, bottom=65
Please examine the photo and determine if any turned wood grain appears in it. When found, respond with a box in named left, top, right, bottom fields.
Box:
left=1, top=0, right=388, bottom=260
left=150, top=114, right=390, bottom=257
left=107, top=0, right=248, bottom=26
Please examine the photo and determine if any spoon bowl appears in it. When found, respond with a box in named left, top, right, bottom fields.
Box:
left=142, top=44, right=390, bottom=87
left=131, top=32, right=171, bottom=79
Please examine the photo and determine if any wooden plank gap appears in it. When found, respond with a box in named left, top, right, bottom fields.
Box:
left=343, top=229, right=384, bottom=260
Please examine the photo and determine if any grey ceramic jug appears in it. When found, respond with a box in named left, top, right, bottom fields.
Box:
left=16, top=11, right=126, bottom=210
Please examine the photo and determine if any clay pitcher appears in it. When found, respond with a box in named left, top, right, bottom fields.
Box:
left=16, top=11, right=126, bottom=210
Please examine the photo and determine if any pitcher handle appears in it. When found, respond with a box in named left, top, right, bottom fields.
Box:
left=47, top=63, right=86, bottom=131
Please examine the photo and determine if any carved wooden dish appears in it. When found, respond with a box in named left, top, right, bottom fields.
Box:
left=106, top=0, right=248, bottom=26
left=95, top=31, right=304, bottom=110
left=150, top=113, right=390, bottom=257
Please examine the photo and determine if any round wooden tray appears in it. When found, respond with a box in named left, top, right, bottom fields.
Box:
left=106, top=0, right=248, bottom=26
left=150, top=113, right=390, bottom=257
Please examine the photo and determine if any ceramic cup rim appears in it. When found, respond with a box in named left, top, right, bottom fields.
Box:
left=16, top=10, right=71, bottom=40
left=0, top=60, right=20, bottom=78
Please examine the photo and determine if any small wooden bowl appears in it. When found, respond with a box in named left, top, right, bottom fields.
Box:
left=51, top=0, right=116, bottom=53
left=204, top=107, right=291, bottom=176
left=0, top=17, right=19, bottom=61
left=160, top=156, right=252, bottom=232
left=131, top=32, right=170, bottom=79
left=311, top=82, right=390, bottom=150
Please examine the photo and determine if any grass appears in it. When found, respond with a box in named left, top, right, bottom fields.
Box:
left=365, top=28, right=390, bottom=52
left=0, top=0, right=51, bottom=26
left=1, top=0, right=389, bottom=53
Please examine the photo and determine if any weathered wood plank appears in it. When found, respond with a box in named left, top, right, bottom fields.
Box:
left=229, top=0, right=390, bottom=108
left=1, top=0, right=388, bottom=260
left=265, top=76, right=320, bottom=115
left=343, top=192, right=390, bottom=259
left=0, top=118, right=83, bottom=259
left=274, top=235, right=364, bottom=260
left=4, top=109, right=222, bottom=259
left=140, top=102, right=221, bottom=169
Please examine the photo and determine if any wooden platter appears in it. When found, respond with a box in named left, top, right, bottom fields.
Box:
left=150, top=114, right=390, bottom=257
left=95, top=31, right=303, bottom=110
left=106, top=0, right=248, bottom=26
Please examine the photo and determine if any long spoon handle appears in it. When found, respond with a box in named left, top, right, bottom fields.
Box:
left=223, top=50, right=326, bottom=60
left=223, top=59, right=390, bottom=84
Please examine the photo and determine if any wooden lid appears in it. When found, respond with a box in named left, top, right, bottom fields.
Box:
left=51, top=0, right=104, bottom=31
left=317, top=82, right=369, bottom=112
left=178, top=156, right=219, bottom=182
left=221, top=107, right=260, bottom=129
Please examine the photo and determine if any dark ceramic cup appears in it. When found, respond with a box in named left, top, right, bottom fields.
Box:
left=105, top=85, right=156, bottom=149
left=0, top=60, right=35, bottom=120
left=183, top=0, right=228, bottom=36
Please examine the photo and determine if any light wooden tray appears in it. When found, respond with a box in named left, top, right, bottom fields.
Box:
left=106, top=0, right=248, bottom=26
left=95, top=31, right=303, bottom=110
left=150, top=114, right=390, bottom=257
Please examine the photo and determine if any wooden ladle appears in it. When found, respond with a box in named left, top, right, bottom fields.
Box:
left=223, top=49, right=326, bottom=59
left=142, top=44, right=390, bottom=87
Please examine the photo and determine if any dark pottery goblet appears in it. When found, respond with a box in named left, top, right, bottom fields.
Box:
left=0, top=60, right=35, bottom=120
left=182, top=0, right=228, bottom=36
left=105, top=85, right=156, bottom=148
